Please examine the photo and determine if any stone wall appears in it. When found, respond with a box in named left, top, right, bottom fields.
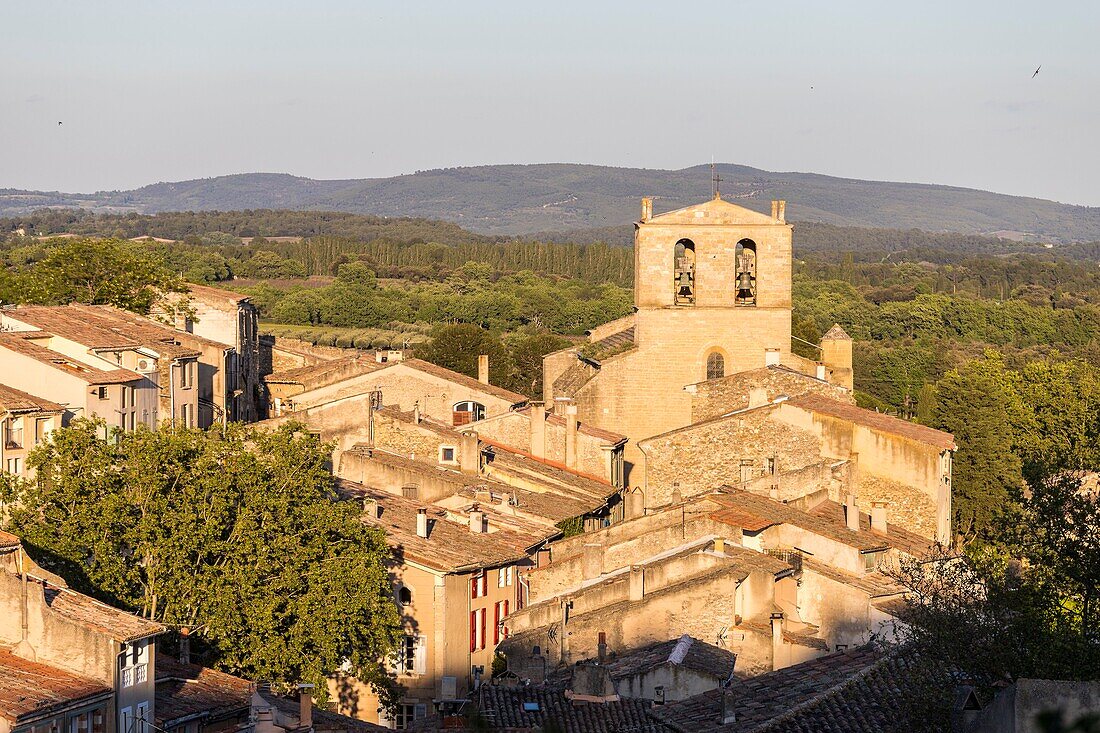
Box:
left=639, top=407, right=823, bottom=508
left=688, top=367, right=852, bottom=422
left=472, top=410, right=616, bottom=482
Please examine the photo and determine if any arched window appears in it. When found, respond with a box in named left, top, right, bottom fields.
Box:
left=453, top=400, right=485, bottom=426
left=735, top=239, right=757, bottom=306
left=397, top=586, right=412, bottom=606
left=706, top=352, right=725, bottom=380
left=674, top=239, right=696, bottom=304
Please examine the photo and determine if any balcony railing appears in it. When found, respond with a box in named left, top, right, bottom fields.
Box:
left=765, top=548, right=804, bottom=574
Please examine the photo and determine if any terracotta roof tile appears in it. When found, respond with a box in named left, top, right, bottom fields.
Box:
left=183, top=283, right=252, bottom=305
left=808, top=501, right=936, bottom=557
left=154, top=655, right=251, bottom=727
left=476, top=681, right=668, bottom=733
left=784, top=394, right=955, bottom=450
left=0, top=648, right=111, bottom=723
left=336, top=479, right=556, bottom=573
left=400, top=359, right=528, bottom=404
left=515, top=405, right=626, bottom=444
left=0, top=384, right=65, bottom=414
left=265, top=354, right=384, bottom=385
left=552, top=360, right=597, bottom=397
left=0, top=531, right=19, bottom=549
left=6, top=305, right=204, bottom=358
left=26, top=576, right=166, bottom=642
left=601, top=635, right=737, bottom=683
left=0, top=332, right=143, bottom=385
left=579, top=326, right=636, bottom=365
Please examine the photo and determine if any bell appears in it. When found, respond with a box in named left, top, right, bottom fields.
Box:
left=677, top=271, right=693, bottom=296
left=736, top=271, right=754, bottom=298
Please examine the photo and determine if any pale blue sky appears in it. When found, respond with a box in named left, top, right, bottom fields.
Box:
left=2, top=1, right=1097, bottom=205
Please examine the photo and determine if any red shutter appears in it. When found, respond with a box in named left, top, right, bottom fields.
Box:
left=480, top=608, right=487, bottom=650
left=470, top=611, right=477, bottom=652
left=503, top=600, right=510, bottom=639
left=471, top=576, right=477, bottom=599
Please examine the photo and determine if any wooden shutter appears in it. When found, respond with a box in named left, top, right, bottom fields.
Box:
left=469, top=611, right=476, bottom=652
left=480, top=608, right=487, bottom=650
left=503, top=600, right=510, bottom=639
left=493, top=602, right=500, bottom=645
left=414, top=634, right=427, bottom=675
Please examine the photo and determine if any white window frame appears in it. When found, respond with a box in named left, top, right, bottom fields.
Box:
left=119, top=707, right=132, bottom=733
left=438, top=445, right=458, bottom=465
left=498, top=566, right=513, bottom=588
left=135, top=702, right=149, bottom=733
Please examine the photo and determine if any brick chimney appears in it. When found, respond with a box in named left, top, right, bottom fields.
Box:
left=722, top=685, right=737, bottom=724
left=478, top=354, right=490, bottom=385
left=770, top=612, right=785, bottom=671
left=530, top=402, right=546, bottom=458
left=597, top=631, right=608, bottom=663
left=179, top=626, right=191, bottom=665
left=416, top=508, right=429, bottom=539
left=297, top=684, right=314, bottom=729
left=459, top=431, right=480, bottom=475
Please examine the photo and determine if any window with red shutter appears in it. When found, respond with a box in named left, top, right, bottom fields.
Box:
left=469, top=611, right=476, bottom=652
left=493, top=602, right=500, bottom=645
left=480, top=607, right=486, bottom=650
left=502, top=600, right=510, bottom=639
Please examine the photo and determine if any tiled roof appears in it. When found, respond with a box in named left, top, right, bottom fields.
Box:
left=0, top=648, right=111, bottom=723
left=809, top=501, right=936, bottom=557
left=652, top=646, right=950, bottom=733
left=705, top=491, right=891, bottom=552
left=336, top=479, right=555, bottom=573
left=476, top=682, right=670, bottom=733
left=0, top=332, right=143, bottom=385
left=579, top=326, right=636, bottom=365
left=800, top=558, right=906, bottom=599
left=511, top=405, right=626, bottom=445
left=552, top=360, right=597, bottom=397
left=603, top=635, right=737, bottom=683
left=265, top=354, right=384, bottom=385
left=154, top=655, right=251, bottom=727
left=0, top=531, right=19, bottom=549
left=784, top=394, right=956, bottom=451
left=0, top=383, right=65, bottom=414
left=7, top=304, right=204, bottom=358
left=820, top=324, right=851, bottom=341
left=184, top=283, right=252, bottom=305
left=263, top=691, right=392, bottom=733
left=399, top=359, right=528, bottom=405
left=28, top=576, right=166, bottom=642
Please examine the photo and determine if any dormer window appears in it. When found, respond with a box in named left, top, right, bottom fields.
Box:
left=674, top=239, right=696, bottom=305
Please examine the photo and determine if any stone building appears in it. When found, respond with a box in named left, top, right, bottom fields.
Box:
left=543, top=196, right=853, bottom=472
left=0, top=383, right=64, bottom=480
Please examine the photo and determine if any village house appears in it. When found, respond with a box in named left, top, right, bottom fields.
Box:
left=0, top=331, right=153, bottom=435
left=0, top=530, right=165, bottom=733
left=157, top=284, right=265, bottom=422
left=0, top=383, right=64, bottom=479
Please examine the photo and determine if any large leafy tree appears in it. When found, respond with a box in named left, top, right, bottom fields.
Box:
left=5, top=420, right=401, bottom=702
left=13, top=237, right=186, bottom=314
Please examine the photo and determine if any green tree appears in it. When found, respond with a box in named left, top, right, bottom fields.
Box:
left=502, top=331, right=570, bottom=397
left=416, top=323, right=513, bottom=386
left=15, top=237, right=185, bottom=314
left=7, top=420, right=401, bottom=704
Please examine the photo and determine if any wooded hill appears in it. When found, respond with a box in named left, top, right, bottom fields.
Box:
left=3, top=163, right=1098, bottom=241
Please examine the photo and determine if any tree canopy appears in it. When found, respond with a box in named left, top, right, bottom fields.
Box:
left=3, top=420, right=401, bottom=703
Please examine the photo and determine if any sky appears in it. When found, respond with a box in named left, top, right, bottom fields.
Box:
left=2, top=1, right=1098, bottom=205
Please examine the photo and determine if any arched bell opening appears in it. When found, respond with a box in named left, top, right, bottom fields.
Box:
left=674, top=239, right=696, bottom=305
left=735, top=239, right=757, bottom=306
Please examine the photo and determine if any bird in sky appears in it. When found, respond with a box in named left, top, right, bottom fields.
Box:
left=1032, top=65, right=1041, bottom=78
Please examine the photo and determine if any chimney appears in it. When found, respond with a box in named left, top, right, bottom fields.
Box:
left=254, top=705, right=277, bottom=733
left=641, top=197, right=653, bottom=222
left=530, top=402, right=546, bottom=458
left=298, top=684, right=314, bottom=729
left=582, top=543, right=603, bottom=581
left=597, top=632, right=608, bottom=664
left=845, top=492, right=860, bottom=532
left=936, top=472, right=952, bottom=546
left=626, top=488, right=645, bottom=519
left=179, top=626, right=191, bottom=665
left=478, top=354, right=490, bottom=385
left=469, top=509, right=485, bottom=533
left=713, top=537, right=725, bottom=554
left=365, top=499, right=382, bottom=519
left=748, top=387, right=768, bottom=409
left=870, top=501, right=888, bottom=534
left=459, top=431, right=480, bottom=475
left=412, top=402, right=421, bottom=424
left=770, top=612, right=784, bottom=671
left=565, top=404, right=579, bottom=470
left=416, top=508, right=429, bottom=539
left=722, top=685, right=737, bottom=725
left=777, top=200, right=786, bottom=222
left=628, top=565, right=645, bottom=601
left=770, top=200, right=779, bottom=220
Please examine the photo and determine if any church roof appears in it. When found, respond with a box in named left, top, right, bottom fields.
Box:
left=579, top=326, right=635, bottom=365
left=644, top=197, right=780, bottom=227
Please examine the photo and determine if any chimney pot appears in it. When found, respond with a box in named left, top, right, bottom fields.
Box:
left=713, top=537, right=725, bottom=554
left=641, top=197, right=653, bottom=222
left=777, top=200, right=787, bottom=222
left=298, top=684, right=314, bottom=729
left=469, top=509, right=485, bottom=533
left=478, top=354, right=490, bottom=385
left=770, top=612, right=785, bottom=671
left=771, top=200, right=779, bottom=220
left=597, top=631, right=607, bottom=663
left=416, top=508, right=429, bottom=539
left=845, top=492, right=860, bottom=532
left=722, top=686, right=737, bottom=725
left=179, top=626, right=191, bottom=665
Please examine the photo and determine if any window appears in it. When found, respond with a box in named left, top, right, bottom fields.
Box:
left=469, top=608, right=487, bottom=651
left=118, top=708, right=132, bottom=733
left=135, top=703, right=148, bottom=733
left=439, top=445, right=457, bottom=464
left=394, top=704, right=426, bottom=730
left=497, top=566, right=513, bottom=588
left=4, top=419, right=23, bottom=449
left=863, top=551, right=884, bottom=572
left=706, top=352, right=725, bottom=380
left=96, top=386, right=108, bottom=400
left=5, top=457, right=20, bottom=476
left=470, top=571, right=486, bottom=599
left=494, top=600, right=510, bottom=644
left=397, top=585, right=412, bottom=607
left=452, top=401, right=485, bottom=426
left=180, top=361, right=194, bottom=389
left=393, top=634, right=426, bottom=675
left=118, top=640, right=148, bottom=688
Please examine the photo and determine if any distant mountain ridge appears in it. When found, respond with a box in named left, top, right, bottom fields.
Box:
left=3, top=163, right=1098, bottom=242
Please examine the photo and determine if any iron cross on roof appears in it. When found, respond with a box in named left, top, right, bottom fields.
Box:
left=711, top=163, right=723, bottom=200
